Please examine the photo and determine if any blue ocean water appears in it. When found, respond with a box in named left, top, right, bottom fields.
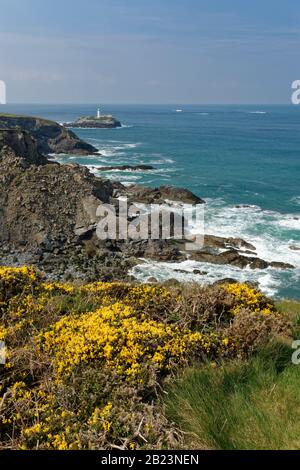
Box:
left=1, top=104, right=300, bottom=298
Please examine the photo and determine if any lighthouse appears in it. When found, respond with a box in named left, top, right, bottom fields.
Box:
left=97, top=108, right=101, bottom=119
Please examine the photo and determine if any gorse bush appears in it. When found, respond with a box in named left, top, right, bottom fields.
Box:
left=0, top=266, right=40, bottom=311
left=0, top=267, right=291, bottom=450
left=37, top=302, right=212, bottom=380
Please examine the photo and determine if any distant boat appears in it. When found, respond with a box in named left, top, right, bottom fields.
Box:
left=175, top=109, right=183, bottom=113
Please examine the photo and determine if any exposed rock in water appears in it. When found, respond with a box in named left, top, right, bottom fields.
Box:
left=203, top=234, right=256, bottom=252
left=64, top=115, right=121, bottom=129
left=96, top=164, right=154, bottom=172
left=269, top=261, right=295, bottom=269
left=0, top=114, right=97, bottom=155
left=115, top=184, right=206, bottom=204
left=190, top=247, right=294, bottom=270
left=193, top=269, right=208, bottom=275
left=290, top=245, right=300, bottom=251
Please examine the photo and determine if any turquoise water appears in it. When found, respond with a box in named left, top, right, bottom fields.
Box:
left=1, top=104, right=300, bottom=298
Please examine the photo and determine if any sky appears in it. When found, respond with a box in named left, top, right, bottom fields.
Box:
left=0, top=0, right=299, bottom=104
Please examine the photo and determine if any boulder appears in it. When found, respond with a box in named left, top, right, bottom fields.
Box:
left=191, top=248, right=294, bottom=270
left=203, top=234, right=256, bottom=252
left=269, top=261, right=295, bottom=269
left=117, top=184, right=205, bottom=204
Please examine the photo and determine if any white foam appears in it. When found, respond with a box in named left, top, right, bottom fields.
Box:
left=203, top=200, right=300, bottom=267
left=128, top=198, right=300, bottom=297
left=275, top=217, right=300, bottom=230
left=148, top=155, right=175, bottom=165
left=248, top=111, right=267, bottom=114
left=106, top=173, right=142, bottom=182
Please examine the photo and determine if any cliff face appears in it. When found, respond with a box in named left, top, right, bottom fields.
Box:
left=0, top=114, right=97, bottom=155
left=0, top=129, right=113, bottom=252
left=0, top=129, right=48, bottom=168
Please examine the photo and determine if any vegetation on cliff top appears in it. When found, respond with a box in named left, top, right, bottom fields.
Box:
left=0, top=267, right=296, bottom=450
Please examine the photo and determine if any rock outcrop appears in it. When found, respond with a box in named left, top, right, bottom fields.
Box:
left=64, top=115, right=121, bottom=129
left=0, top=114, right=97, bottom=155
left=0, top=129, right=113, bottom=252
left=0, top=129, right=48, bottom=169
left=114, top=184, right=205, bottom=204
left=189, top=237, right=294, bottom=270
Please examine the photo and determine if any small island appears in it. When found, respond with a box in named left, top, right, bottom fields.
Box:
left=64, top=108, right=122, bottom=129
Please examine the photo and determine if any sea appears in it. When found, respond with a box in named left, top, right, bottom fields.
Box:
left=1, top=103, right=300, bottom=299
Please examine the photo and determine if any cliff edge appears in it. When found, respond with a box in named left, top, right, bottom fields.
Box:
left=0, top=114, right=97, bottom=155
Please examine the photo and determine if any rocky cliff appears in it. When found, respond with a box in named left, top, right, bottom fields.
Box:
left=0, top=114, right=97, bottom=155
left=0, top=129, right=112, bottom=251
left=0, top=128, right=48, bottom=169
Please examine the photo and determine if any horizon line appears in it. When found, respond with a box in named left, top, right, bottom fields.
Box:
left=0, top=102, right=294, bottom=106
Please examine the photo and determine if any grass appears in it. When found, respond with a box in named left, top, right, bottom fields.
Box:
left=276, top=299, right=300, bottom=324
left=0, top=113, right=53, bottom=124
left=166, top=334, right=300, bottom=450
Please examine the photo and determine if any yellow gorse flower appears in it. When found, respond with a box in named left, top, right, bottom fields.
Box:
left=223, top=283, right=274, bottom=315
left=37, top=302, right=210, bottom=380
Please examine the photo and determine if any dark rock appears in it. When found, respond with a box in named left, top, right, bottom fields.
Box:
left=289, top=245, right=300, bottom=251
left=191, top=248, right=277, bottom=270
left=193, top=269, right=208, bottom=275
left=213, top=278, right=238, bottom=286
left=118, top=184, right=205, bottom=205
left=249, top=258, right=269, bottom=269
left=269, top=261, right=295, bottom=269
left=117, top=239, right=184, bottom=262
left=97, top=164, right=154, bottom=172
left=203, top=234, right=256, bottom=252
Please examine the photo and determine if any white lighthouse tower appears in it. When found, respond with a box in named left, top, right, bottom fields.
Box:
left=97, top=107, right=101, bottom=119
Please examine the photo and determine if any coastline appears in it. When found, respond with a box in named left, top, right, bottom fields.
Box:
left=0, top=106, right=299, bottom=299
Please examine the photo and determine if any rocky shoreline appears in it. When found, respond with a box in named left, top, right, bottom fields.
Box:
left=0, top=115, right=295, bottom=283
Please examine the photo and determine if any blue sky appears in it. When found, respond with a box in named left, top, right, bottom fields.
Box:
left=0, top=0, right=299, bottom=103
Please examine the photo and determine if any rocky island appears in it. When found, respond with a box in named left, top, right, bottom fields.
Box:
left=64, top=109, right=121, bottom=129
